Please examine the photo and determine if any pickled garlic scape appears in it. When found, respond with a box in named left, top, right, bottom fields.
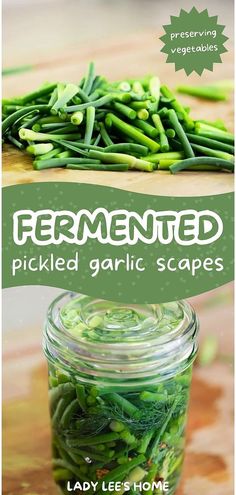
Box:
left=43, top=293, right=198, bottom=495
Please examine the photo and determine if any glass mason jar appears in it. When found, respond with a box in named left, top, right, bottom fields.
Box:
left=43, top=292, right=198, bottom=495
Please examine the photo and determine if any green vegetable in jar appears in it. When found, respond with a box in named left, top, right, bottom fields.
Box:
left=43, top=293, right=198, bottom=494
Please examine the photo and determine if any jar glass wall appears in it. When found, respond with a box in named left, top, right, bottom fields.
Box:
left=43, top=293, right=198, bottom=495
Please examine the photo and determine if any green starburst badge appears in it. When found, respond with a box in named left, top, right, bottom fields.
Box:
left=160, top=7, right=228, bottom=75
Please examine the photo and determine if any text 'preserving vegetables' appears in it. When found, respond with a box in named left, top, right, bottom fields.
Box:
left=2, top=62, right=234, bottom=173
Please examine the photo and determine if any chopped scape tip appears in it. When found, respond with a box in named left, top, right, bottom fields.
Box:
left=2, top=62, right=234, bottom=174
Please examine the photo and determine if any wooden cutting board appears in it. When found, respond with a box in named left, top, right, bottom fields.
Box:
left=3, top=284, right=234, bottom=495
left=2, top=32, right=234, bottom=195
left=2, top=24, right=234, bottom=495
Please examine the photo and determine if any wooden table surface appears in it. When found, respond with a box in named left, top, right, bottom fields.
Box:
left=2, top=31, right=234, bottom=195
left=3, top=360, right=234, bottom=495
left=2, top=4, right=234, bottom=493
left=3, top=286, right=234, bottom=495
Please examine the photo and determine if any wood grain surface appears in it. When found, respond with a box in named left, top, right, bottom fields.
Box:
left=3, top=354, right=233, bottom=495
left=3, top=286, right=234, bottom=495
left=2, top=31, right=234, bottom=195
left=2, top=3, right=234, bottom=494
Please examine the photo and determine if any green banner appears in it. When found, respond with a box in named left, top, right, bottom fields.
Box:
left=2, top=183, right=234, bottom=303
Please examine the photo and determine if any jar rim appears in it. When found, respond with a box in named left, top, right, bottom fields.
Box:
left=43, top=292, right=199, bottom=385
